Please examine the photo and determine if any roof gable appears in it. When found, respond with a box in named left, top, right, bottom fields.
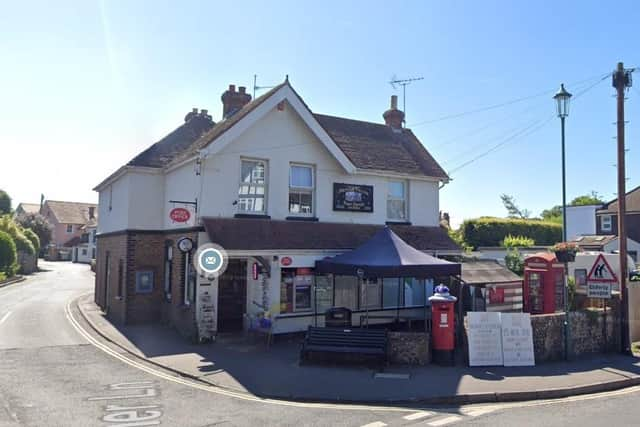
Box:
left=597, top=185, right=640, bottom=213
left=44, top=201, right=97, bottom=224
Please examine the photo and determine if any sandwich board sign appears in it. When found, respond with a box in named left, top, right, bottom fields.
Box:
left=586, top=254, right=617, bottom=299
left=501, top=313, right=535, bottom=366
left=467, top=312, right=503, bottom=366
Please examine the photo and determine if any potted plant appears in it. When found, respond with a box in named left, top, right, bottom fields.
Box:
left=552, top=242, right=579, bottom=263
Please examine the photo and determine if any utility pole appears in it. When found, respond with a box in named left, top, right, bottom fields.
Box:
left=612, top=62, right=632, bottom=354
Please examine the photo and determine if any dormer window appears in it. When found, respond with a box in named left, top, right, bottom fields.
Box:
left=238, top=159, right=267, bottom=214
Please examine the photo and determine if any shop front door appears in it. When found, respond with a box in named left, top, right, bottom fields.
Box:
left=217, top=260, right=247, bottom=332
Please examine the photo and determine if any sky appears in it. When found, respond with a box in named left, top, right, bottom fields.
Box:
left=1, top=0, right=639, bottom=228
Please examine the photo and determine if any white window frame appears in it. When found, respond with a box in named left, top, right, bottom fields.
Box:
left=601, top=215, right=612, bottom=232
left=66, top=224, right=73, bottom=233
left=238, top=158, right=268, bottom=215
left=386, top=180, right=408, bottom=221
left=288, top=163, right=315, bottom=217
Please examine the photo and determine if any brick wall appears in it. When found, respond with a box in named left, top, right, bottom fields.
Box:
left=95, top=233, right=128, bottom=324
left=95, top=229, right=199, bottom=337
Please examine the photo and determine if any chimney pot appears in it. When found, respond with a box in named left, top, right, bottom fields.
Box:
left=229, top=84, right=236, bottom=92
left=390, top=95, right=398, bottom=110
left=239, top=86, right=246, bottom=94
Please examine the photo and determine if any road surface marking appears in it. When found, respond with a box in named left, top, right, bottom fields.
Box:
left=0, top=311, right=12, bottom=325
left=427, top=415, right=462, bottom=426
left=465, top=407, right=496, bottom=417
left=65, top=295, right=414, bottom=413
left=403, top=411, right=433, bottom=420
left=360, top=422, right=387, bottom=427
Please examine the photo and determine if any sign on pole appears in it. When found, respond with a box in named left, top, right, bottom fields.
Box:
left=586, top=254, right=617, bottom=299
left=467, top=312, right=503, bottom=366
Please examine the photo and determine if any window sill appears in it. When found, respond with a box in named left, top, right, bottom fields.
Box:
left=385, top=221, right=412, bottom=226
left=234, top=214, right=271, bottom=219
left=285, top=216, right=318, bottom=222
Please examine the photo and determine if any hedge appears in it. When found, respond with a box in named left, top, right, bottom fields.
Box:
left=461, top=217, right=562, bottom=249
left=0, top=230, right=17, bottom=275
left=22, top=228, right=40, bottom=255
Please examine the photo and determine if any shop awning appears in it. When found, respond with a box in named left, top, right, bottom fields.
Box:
left=314, top=226, right=461, bottom=278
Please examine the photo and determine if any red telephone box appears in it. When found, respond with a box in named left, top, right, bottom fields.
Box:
left=428, top=284, right=457, bottom=365
left=523, top=253, right=565, bottom=314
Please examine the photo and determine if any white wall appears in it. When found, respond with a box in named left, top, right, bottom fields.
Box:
left=127, top=171, right=164, bottom=229
left=97, top=174, right=130, bottom=234
left=566, top=205, right=600, bottom=239
left=175, top=103, right=440, bottom=226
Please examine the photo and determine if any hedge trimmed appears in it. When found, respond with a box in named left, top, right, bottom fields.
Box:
left=461, top=217, right=562, bottom=249
left=0, top=230, right=17, bottom=275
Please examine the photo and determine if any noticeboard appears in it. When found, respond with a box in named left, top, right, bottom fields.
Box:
left=467, top=312, right=503, bottom=366
left=501, top=313, right=535, bottom=366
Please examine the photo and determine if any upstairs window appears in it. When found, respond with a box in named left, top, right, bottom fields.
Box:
left=66, top=224, right=73, bottom=233
left=601, top=215, right=612, bottom=232
left=289, top=164, right=314, bottom=216
left=387, top=180, right=407, bottom=221
left=238, top=159, right=267, bottom=214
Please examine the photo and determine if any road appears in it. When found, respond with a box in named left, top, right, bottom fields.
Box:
left=0, top=261, right=639, bottom=426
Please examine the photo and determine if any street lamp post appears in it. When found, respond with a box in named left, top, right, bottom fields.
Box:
left=554, top=83, right=572, bottom=360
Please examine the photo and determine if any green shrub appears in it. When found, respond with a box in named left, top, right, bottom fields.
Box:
left=502, top=234, right=535, bottom=248
left=13, top=234, right=35, bottom=255
left=505, top=248, right=524, bottom=276
left=461, top=217, right=562, bottom=249
left=0, top=230, right=17, bottom=275
left=22, top=228, right=40, bottom=255
left=0, top=215, right=35, bottom=256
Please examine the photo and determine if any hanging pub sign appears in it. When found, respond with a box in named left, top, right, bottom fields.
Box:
left=333, top=183, right=373, bottom=212
left=168, top=202, right=196, bottom=227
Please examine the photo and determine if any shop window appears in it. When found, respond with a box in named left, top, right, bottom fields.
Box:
left=334, top=276, right=358, bottom=311
left=164, top=241, right=173, bottom=301
left=315, top=274, right=334, bottom=314
left=238, top=159, right=267, bottom=214
left=382, top=278, right=403, bottom=308
left=117, top=259, right=123, bottom=298
left=601, top=215, right=612, bottom=232
left=289, top=164, right=314, bottom=216
left=359, top=278, right=382, bottom=309
left=280, top=268, right=314, bottom=313
left=387, top=180, right=407, bottom=221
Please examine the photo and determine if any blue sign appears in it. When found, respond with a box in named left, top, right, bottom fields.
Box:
left=199, top=248, right=223, bottom=273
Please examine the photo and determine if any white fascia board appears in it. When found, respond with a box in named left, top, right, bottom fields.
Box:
left=353, top=168, right=446, bottom=183
left=182, top=85, right=356, bottom=174
left=93, top=165, right=161, bottom=192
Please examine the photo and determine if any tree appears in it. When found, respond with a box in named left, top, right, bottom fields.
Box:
left=16, top=213, right=52, bottom=250
left=540, top=205, right=562, bottom=223
left=0, top=190, right=10, bottom=215
left=500, top=194, right=530, bottom=219
left=570, top=191, right=605, bottom=206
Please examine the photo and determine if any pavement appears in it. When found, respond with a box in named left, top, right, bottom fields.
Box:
left=77, top=293, right=640, bottom=405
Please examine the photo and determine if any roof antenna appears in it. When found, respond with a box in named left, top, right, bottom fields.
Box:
left=253, top=74, right=277, bottom=99
left=389, top=75, right=424, bottom=125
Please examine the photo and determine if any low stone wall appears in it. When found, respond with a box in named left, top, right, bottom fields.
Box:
left=532, top=309, right=620, bottom=363
left=388, top=331, right=430, bottom=365
left=17, top=251, right=36, bottom=275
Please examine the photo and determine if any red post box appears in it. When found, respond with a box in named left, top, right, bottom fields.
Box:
left=428, top=284, right=458, bottom=365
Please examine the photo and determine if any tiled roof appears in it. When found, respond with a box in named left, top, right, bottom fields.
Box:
left=128, top=113, right=216, bottom=168
left=461, top=260, right=522, bottom=285
left=597, top=185, right=640, bottom=213
left=202, top=217, right=459, bottom=252
left=314, top=114, right=448, bottom=179
left=126, top=81, right=447, bottom=180
left=44, top=201, right=97, bottom=225
left=16, top=203, right=40, bottom=214
left=570, top=234, right=617, bottom=247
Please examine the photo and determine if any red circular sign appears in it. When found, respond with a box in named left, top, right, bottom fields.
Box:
left=169, top=208, right=191, bottom=223
left=281, top=256, right=292, bottom=266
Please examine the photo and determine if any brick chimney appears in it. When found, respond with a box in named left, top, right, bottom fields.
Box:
left=383, top=95, right=405, bottom=130
left=221, top=84, right=252, bottom=119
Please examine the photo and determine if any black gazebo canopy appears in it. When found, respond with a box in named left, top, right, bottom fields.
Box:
left=315, top=226, right=461, bottom=278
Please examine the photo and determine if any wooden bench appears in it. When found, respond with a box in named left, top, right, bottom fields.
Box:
left=300, top=326, right=388, bottom=365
